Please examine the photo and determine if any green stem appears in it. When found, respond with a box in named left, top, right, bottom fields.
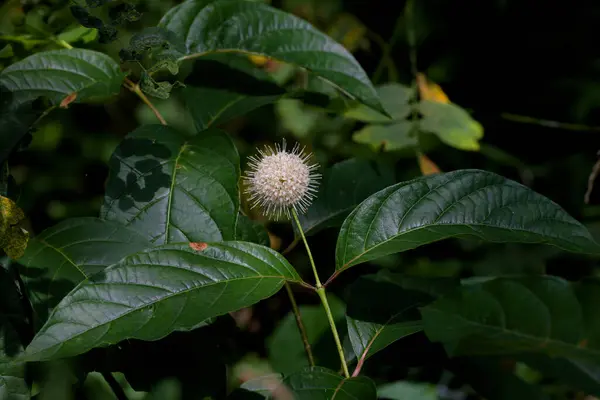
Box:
left=53, top=38, right=73, bottom=49
left=291, top=209, right=350, bottom=378
left=284, top=282, right=315, bottom=366
left=291, top=209, right=321, bottom=287
left=316, top=287, right=350, bottom=378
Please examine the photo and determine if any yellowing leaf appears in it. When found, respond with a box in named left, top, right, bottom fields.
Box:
left=417, top=73, right=450, bottom=104
left=419, top=100, right=483, bottom=151
left=248, top=54, right=269, bottom=67
left=0, top=196, right=29, bottom=259
left=353, top=122, right=417, bottom=151
left=418, top=153, right=441, bottom=175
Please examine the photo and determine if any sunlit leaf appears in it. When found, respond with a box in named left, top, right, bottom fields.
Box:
left=0, top=196, right=28, bottom=260
left=101, top=125, right=240, bottom=245
left=419, top=101, right=483, bottom=151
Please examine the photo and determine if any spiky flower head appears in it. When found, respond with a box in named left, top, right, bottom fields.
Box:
left=244, top=140, right=320, bottom=220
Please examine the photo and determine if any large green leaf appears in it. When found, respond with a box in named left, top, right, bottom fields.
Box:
left=283, top=366, right=376, bottom=399
left=159, top=0, right=383, bottom=113
left=0, top=49, right=125, bottom=106
left=421, top=276, right=600, bottom=364
left=345, top=272, right=456, bottom=367
left=101, top=125, right=240, bottom=244
left=296, top=159, right=395, bottom=237
left=335, top=169, right=600, bottom=272
left=23, top=241, right=300, bottom=361
left=18, top=218, right=151, bottom=326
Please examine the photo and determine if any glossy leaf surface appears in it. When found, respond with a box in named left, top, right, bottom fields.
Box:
left=24, top=241, right=300, bottom=361
left=296, top=159, right=394, bottom=237
left=101, top=125, right=240, bottom=244
left=0, top=49, right=125, bottom=105
left=336, top=169, right=600, bottom=271
left=159, top=0, right=383, bottom=112
left=18, top=218, right=150, bottom=325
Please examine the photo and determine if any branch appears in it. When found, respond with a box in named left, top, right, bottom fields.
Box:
left=123, top=77, right=168, bottom=126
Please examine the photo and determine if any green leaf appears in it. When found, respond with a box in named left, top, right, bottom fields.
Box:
left=185, top=85, right=283, bottom=130
left=0, top=359, right=28, bottom=400
left=377, top=381, right=437, bottom=400
left=159, top=0, right=383, bottom=113
left=283, top=366, right=376, bottom=399
left=101, top=125, right=240, bottom=244
left=0, top=49, right=125, bottom=106
left=276, top=99, right=322, bottom=138
left=344, top=83, right=412, bottom=122
left=346, top=272, right=451, bottom=366
left=0, top=87, right=45, bottom=164
left=419, top=100, right=483, bottom=151
left=239, top=373, right=283, bottom=397
left=23, top=241, right=300, bottom=361
left=182, top=54, right=286, bottom=130
left=421, top=276, right=600, bottom=364
left=335, top=169, right=600, bottom=272
left=296, top=158, right=395, bottom=237
left=352, top=122, right=416, bottom=152
left=235, top=214, right=270, bottom=247
left=520, top=355, right=600, bottom=396
left=268, top=294, right=345, bottom=375
left=56, top=26, right=98, bottom=44
left=17, top=217, right=151, bottom=326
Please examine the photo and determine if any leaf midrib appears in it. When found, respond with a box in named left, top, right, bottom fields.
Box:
left=338, top=220, right=594, bottom=271
left=165, top=143, right=187, bottom=242
left=27, top=273, right=297, bottom=360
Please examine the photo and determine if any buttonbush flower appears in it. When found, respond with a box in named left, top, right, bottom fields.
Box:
left=244, top=140, right=320, bottom=219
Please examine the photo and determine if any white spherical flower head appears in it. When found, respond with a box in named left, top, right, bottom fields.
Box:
left=244, top=141, right=320, bottom=220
